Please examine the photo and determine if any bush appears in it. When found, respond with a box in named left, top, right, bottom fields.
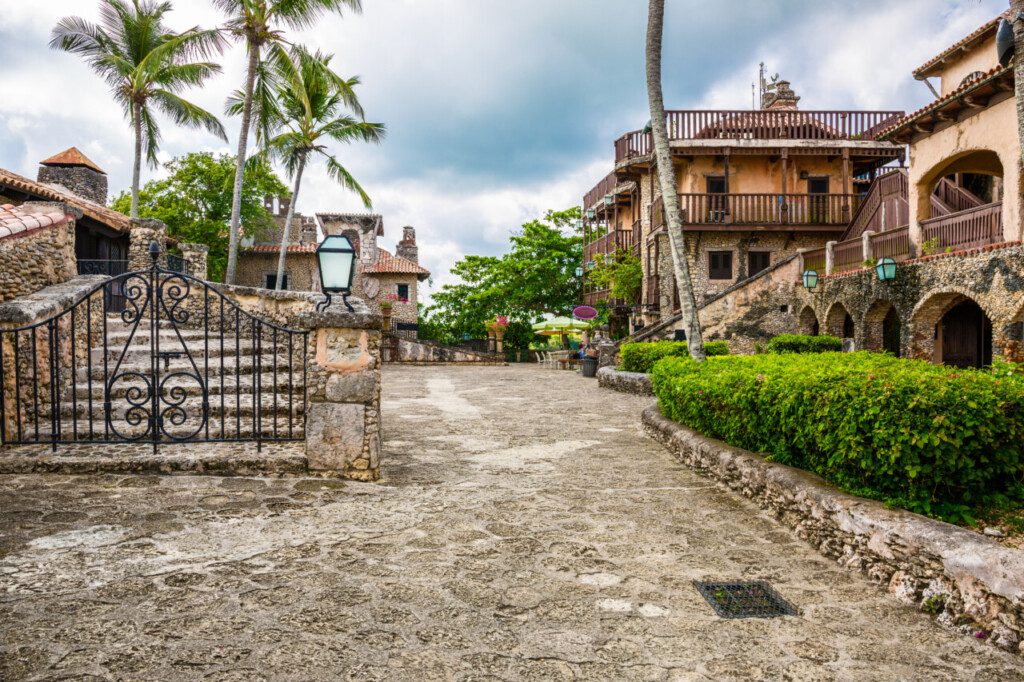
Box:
left=766, top=334, right=843, bottom=354
left=619, top=340, right=729, bottom=373
left=650, top=353, right=1024, bottom=522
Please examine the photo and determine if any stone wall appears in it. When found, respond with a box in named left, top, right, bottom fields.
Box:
left=387, top=337, right=504, bottom=364
left=643, top=405, right=1024, bottom=654
left=595, top=366, right=653, bottom=396
left=36, top=165, right=107, bottom=205
left=0, top=203, right=77, bottom=304
left=235, top=251, right=319, bottom=292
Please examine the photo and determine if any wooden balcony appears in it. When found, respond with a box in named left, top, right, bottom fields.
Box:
left=801, top=247, right=826, bottom=273
left=583, top=171, right=619, bottom=210
left=615, top=110, right=903, bottom=162
left=869, top=226, right=911, bottom=262
left=583, top=229, right=635, bottom=262
left=833, top=236, right=866, bottom=273
left=653, top=193, right=860, bottom=229
left=921, top=202, right=1003, bottom=252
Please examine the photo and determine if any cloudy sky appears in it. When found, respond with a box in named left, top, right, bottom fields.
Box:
left=0, top=0, right=1006, bottom=300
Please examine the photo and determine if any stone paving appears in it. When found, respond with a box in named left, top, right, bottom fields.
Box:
left=1, top=364, right=1023, bottom=680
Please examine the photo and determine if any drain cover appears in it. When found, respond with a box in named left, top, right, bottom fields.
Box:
left=693, top=580, right=797, bottom=619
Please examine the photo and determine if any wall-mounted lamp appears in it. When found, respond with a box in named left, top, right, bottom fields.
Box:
left=801, top=269, right=818, bottom=291
left=875, top=257, right=897, bottom=282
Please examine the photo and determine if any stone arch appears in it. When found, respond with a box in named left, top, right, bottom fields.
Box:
left=798, top=305, right=819, bottom=336
left=914, top=149, right=1004, bottom=221
left=863, top=299, right=901, bottom=355
left=824, top=301, right=855, bottom=340
left=909, top=291, right=994, bottom=367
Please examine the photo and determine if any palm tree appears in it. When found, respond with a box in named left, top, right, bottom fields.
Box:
left=1012, top=2, right=1024, bottom=174
left=214, top=0, right=362, bottom=284
left=645, top=0, right=705, bottom=360
left=240, top=48, right=383, bottom=291
left=51, top=0, right=227, bottom=219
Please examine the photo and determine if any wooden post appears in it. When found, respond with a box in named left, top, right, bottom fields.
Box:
left=781, top=150, right=789, bottom=224
left=841, top=149, right=851, bottom=219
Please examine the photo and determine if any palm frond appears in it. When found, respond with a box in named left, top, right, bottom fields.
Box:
left=324, top=155, right=372, bottom=208
left=138, top=104, right=162, bottom=168
left=150, top=89, right=228, bottom=141
left=272, top=0, right=362, bottom=30
left=320, top=118, right=385, bottom=145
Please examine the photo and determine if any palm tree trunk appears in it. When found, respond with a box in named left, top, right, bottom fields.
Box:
left=1013, top=2, right=1024, bottom=182
left=226, top=43, right=260, bottom=285
left=275, top=154, right=306, bottom=291
left=645, top=0, right=705, bottom=360
left=131, top=100, right=142, bottom=220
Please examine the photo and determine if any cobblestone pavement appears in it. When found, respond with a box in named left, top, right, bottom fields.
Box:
left=2, top=364, right=1024, bottom=681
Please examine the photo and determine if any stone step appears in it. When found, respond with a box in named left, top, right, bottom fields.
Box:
left=58, top=394, right=303, bottom=420
left=77, top=353, right=299, bottom=381
left=69, top=373, right=302, bottom=400
left=24, top=416, right=305, bottom=442
left=86, top=339, right=273, bottom=364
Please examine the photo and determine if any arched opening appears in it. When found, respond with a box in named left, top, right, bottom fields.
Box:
left=917, top=150, right=1004, bottom=221
left=863, top=299, right=900, bottom=355
left=824, top=302, right=854, bottom=341
left=939, top=300, right=992, bottom=368
left=883, top=308, right=901, bottom=356
left=798, top=306, right=819, bottom=336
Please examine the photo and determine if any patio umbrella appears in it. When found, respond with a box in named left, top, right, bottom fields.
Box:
left=532, top=316, right=590, bottom=348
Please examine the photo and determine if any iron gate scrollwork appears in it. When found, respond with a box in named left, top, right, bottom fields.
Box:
left=0, top=246, right=307, bottom=452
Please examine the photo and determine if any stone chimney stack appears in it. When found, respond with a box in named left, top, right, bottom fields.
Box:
left=37, top=147, right=108, bottom=205
left=299, top=216, right=318, bottom=245
left=396, top=226, right=418, bottom=263
left=763, top=80, right=800, bottom=111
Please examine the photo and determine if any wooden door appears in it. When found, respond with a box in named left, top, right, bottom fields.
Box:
left=941, top=300, right=992, bottom=368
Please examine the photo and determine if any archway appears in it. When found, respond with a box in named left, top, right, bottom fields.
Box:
left=798, top=306, right=819, bottom=336
left=863, top=299, right=900, bottom=355
left=915, top=149, right=1003, bottom=221
left=824, top=302, right=854, bottom=341
left=910, top=292, right=993, bottom=367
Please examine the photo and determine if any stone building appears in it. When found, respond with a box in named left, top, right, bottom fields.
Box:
left=626, top=13, right=1024, bottom=369
left=581, top=81, right=905, bottom=331
left=238, top=203, right=430, bottom=328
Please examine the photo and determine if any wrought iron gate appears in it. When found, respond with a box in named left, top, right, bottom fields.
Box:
left=1, top=250, right=307, bottom=452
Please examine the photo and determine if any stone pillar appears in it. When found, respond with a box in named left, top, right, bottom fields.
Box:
left=861, top=231, right=875, bottom=264
left=494, top=329, right=504, bottom=355
left=824, top=241, right=836, bottom=276
left=180, top=243, right=209, bottom=280
left=127, top=219, right=168, bottom=271
left=303, top=299, right=382, bottom=481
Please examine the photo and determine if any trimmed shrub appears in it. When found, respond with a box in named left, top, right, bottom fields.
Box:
left=650, top=353, right=1024, bottom=521
left=619, top=340, right=729, bottom=373
left=766, top=334, right=843, bottom=354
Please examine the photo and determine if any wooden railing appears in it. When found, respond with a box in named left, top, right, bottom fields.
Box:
left=583, top=229, right=635, bottom=263
left=921, top=202, right=1003, bottom=252
left=615, top=109, right=903, bottom=162
left=869, top=226, right=911, bottom=261
left=801, top=247, right=826, bottom=273
left=934, top=176, right=985, bottom=215
left=833, top=237, right=865, bottom=273
left=845, top=168, right=908, bottom=239
left=583, top=171, right=619, bottom=210
left=678, top=193, right=859, bottom=226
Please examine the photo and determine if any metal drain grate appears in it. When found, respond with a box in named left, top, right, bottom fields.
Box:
left=693, top=580, right=797, bottom=619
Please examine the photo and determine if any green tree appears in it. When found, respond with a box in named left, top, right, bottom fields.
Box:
left=240, top=47, right=383, bottom=290
left=213, top=0, right=363, bottom=284
left=424, top=207, right=583, bottom=342
left=588, top=249, right=642, bottom=303
left=111, top=152, right=289, bottom=281
left=50, top=0, right=227, bottom=219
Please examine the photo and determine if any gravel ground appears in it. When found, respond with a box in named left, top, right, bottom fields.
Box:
left=1, top=364, right=1022, bottom=681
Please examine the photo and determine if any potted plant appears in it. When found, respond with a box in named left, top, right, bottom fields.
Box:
left=486, top=315, right=509, bottom=354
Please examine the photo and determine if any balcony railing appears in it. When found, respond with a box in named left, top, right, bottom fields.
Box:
left=801, top=248, right=826, bottom=273
left=679, top=193, right=859, bottom=227
left=583, top=171, right=619, bottom=210
left=869, top=226, right=911, bottom=262
left=921, top=202, right=1003, bottom=252
left=833, top=237, right=866, bottom=273
left=615, top=110, right=903, bottom=162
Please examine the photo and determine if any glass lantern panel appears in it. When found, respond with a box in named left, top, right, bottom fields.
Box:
left=320, top=251, right=355, bottom=290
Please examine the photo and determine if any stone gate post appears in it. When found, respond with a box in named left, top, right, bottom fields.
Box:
left=180, top=243, right=209, bottom=280
left=128, top=219, right=168, bottom=270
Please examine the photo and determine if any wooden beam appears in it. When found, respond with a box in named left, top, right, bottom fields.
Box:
left=962, top=94, right=988, bottom=109
left=934, top=109, right=958, bottom=122
left=913, top=119, right=935, bottom=133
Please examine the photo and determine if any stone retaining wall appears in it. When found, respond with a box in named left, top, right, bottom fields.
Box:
left=642, top=405, right=1024, bottom=654
left=596, top=366, right=653, bottom=396
left=388, top=337, right=504, bottom=364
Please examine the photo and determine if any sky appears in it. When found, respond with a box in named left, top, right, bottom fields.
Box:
left=0, top=0, right=1007, bottom=303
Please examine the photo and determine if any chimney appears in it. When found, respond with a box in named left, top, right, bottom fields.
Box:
left=396, top=226, right=418, bottom=263
left=763, top=80, right=800, bottom=110
left=299, top=216, right=318, bottom=245
left=37, top=147, right=108, bottom=205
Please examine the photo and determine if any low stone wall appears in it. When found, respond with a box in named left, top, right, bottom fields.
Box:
left=387, top=337, right=505, bottom=364
left=0, top=203, right=77, bottom=304
left=596, top=366, right=653, bottom=396
left=642, top=405, right=1024, bottom=654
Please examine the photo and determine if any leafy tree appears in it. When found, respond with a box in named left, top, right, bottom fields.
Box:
left=588, top=249, right=642, bottom=303
left=50, top=0, right=227, bottom=218
left=424, top=207, right=583, bottom=343
left=213, top=0, right=363, bottom=284
left=238, top=47, right=383, bottom=290
left=111, top=152, right=289, bottom=281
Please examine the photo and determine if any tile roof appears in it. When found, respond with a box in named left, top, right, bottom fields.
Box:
left=0, top=167, right=130, bottom=233
left=364, top=249, right=430, bottom=279
left=878, top=64, right=1012, bottom=141
left=0, top=203, right=72, bottom=240
left=244, top=243, right=317, bottom=253
left=913, top=14, right=1005, bottom=79
left=40, top=147, right=105, bottom=174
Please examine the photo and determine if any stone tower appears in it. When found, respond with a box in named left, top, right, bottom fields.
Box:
left=37, top=147, right=108, bottom=205
left=396, top=226, right=418, bottom=263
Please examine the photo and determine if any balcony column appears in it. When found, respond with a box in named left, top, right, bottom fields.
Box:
left=825, top=241, right=836, bottom=276
left=781, top=151, right=789, bottom=225
left=841, top=149, right=851, bottom=220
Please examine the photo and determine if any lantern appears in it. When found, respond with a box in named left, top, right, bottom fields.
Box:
left=875, top=257, right=897, bottom=282
left=315, top=235, right=357, bottom=311
left=802, top=269, right=818, bottom=290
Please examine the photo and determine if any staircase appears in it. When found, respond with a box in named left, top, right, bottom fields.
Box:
left=44, top=314, right=306, bottom=443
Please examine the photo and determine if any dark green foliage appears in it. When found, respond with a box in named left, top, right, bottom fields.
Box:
left=650, top=353, right=1024, bottom=522
left=619, top=340, right=729, bottom=373
left=766, top=334, right=843, bottom=354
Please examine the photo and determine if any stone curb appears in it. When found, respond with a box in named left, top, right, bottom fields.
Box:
left=0, top=447, right=308, bottom=477
left=596, top=366, right=653, bottom=396
left=641, top=404, right=1024, bottom=655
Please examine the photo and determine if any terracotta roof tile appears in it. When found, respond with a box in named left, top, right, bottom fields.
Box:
left=40, top=147, right=105, bottom=174
left=364, top=249, right=430, bottom=279
left=912, top=14, right=1006, bottom=80
left=0, top=203, right=72, bottom=240
left=0, top=167, right=129, bottom=233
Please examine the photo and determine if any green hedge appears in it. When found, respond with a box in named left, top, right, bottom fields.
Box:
left=619, top=340, right=729, bottom=373
left=766, top=334, right=843, bottom=354
left=650, top=353, right=1024, bottom=521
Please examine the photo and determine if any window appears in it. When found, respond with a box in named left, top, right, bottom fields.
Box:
left=396, top=283, right=410, bottom=302
left=708, top=251, right=733, bottom=280
left=748, top=251, right=770, bottom=276
left=263, top=273, right=289, bottom=290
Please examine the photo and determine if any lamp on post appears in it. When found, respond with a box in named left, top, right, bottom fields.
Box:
left=315, top=235, right=357, bottom=312
left=586, top=208, right=596, bottom=220
left=801, top=269, right=818, bottom=291
left=875, top=257, right=897, bottom=282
